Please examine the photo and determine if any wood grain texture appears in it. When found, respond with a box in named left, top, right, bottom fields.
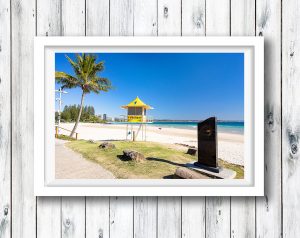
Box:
left=182, top=197, right=205, bottom=238
left=133, top=2, right=158, bottom=237
left=86, top=0, right=109, bottom=36
left=36, top=1, right=62, bottom=237
left=206, top=198, right=230, bottom=238
left=0, top=0, right=293, bottom=237
left=205, top=1, right=231, bottom=237
left=157, top=0, right=181, bottom=36
left=62, top=197, right=85, bottom=238
left=182, top=0, right=205, bottom=36
left=85, top=2, right=111, bottom=238
left=230, top=1, right=256, bottom=237
left=60, top=1, right=86, bottom=238
left=134, top=0, right=157, bottom=36
left=0, top=0, right=10, bottom=237
left=37, top=0, right=61, bottom=36
left=110, top=197, right=133, bottom=238
left=206, top=0, right=230, bottom=36
left=282, top=0, right=300, bottom=237
left=157, top=2, right=182, bottom=237
left=231, top=0, right=255, bottom=36
left=37, top=197, right=61, bottom=238
left=109, top=3, right=134, bottom=237
left=110, top=0, right=134, bottom=36
left=157, top=197, right=181, bottom=238
left=230, top=197, right=255, bottom=238
left=134, top=197, right=157, bottom=238
left=256, top=0, right=282, bottom=237
left=181, top=2, right=206, bottom=237
left=61, top=0, right=85, bottom=36
left=86, top=197, right=110, bottom=238
left=11, top=0, right=36, bottom=237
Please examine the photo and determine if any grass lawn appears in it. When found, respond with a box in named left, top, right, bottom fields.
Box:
left=66, top=140, right=244, bottom=179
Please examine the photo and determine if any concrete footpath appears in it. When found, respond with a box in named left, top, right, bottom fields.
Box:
left=55, top=139, right=115, bottom=179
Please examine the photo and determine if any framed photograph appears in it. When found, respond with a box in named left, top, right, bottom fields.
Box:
left=34, top=37, right=264, bottom=196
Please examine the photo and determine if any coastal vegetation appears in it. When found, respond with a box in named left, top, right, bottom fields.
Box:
left=55, top=53, right=112, bottom=137
left=66, top=140, right=244, bottom=179
left=55, top=105, right=105, bottom=123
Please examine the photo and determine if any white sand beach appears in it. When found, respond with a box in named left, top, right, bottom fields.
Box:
left=58, top=122, right=244, bottom=166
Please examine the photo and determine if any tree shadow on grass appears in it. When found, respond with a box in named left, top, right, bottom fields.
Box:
left=146, top=157, right=186, bottom=167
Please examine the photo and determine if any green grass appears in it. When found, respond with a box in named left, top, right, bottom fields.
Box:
left=66, top=140, right=244, bottom=179
left=56, top=134, right=76, bottom=141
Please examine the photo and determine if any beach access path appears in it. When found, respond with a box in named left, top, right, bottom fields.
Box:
left=55, top=139, right=115, bottom=179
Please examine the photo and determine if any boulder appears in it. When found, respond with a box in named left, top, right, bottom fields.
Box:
left=123, top=149, right=145, bottom=162
left=187, top=148, right=197, bottom=156
left=175, top=167, right=208, bottom=179
left=99, top=142, right=116, bottom=149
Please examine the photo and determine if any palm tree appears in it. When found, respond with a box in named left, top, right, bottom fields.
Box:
left=56, top=53, right=112, bottom=137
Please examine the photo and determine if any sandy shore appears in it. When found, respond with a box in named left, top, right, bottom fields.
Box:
left=58, top=122, right=244, bottom=166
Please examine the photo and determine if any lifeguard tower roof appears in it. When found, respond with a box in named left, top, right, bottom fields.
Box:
left=121, top=96, right=153, bottom=110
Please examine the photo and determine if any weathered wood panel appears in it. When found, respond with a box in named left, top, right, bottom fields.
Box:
left=133, top=2, right=158, bottom=237
left=109, top=3, right=134, bottom=237
left=37, top=0, right=61, bottom=37
left=182, top=197, right=206, bottom=238
left=181, top=1, right=206, bottom=237
left=11, top=0, right=36, bottom=237
left=86, top=0, right=109, bottom=36
left=61, top=0, right=85, bottom=36
left=37, top=197, right=61, bottom=238
left=206, top=198, right=230, bottom=238
left=36, top=1, right=62, bottom=237
left=110, top=0, right=134, bottom=36
left=1, top=0, right=293, bottom=237
left=182, top=0, right=205, bottom=36
left=205, top=1, right=231, bottom=237
left=157, top=1, right=182, bottom=237
left=134, top=0, right=157, bottom=36
left=0, top=0, right=10, bottom=237
left=60, top=1, right=86, bottom=238
left=85, top=1, right=111, bottom=238
left=157, top=197, right=181, bottom=238
left=134, top=197, right=157, bottom=238
left=231, top=0, right=255, bottom=36
left=230, top=1, right=256, bottom=237
left=206, top=0, right=230, bottom=36
left=256, top=0, right=282, bottom=237
left=62, top=197, right=85, bottom=238
left=86, top=197, right=110, bottom=238
left=282, top=0, right=300, bottom=237
left=110, top=197, right=133, bottom=238
left=157, top=0, right=181, bottom=36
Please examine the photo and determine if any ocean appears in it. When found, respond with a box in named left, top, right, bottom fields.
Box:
left=147, top=121, right=244, bottom=134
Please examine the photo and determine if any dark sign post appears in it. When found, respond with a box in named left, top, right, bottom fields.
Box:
left=194, top=117, right=221, bottom=173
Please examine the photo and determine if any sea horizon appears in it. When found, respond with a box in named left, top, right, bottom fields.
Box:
left=112, top=120, right=244, bottom=135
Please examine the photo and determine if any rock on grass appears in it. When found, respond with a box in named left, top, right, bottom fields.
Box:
left=99, top=142, right=116, bottom=149
left=123, top=149, right=145, bottom=162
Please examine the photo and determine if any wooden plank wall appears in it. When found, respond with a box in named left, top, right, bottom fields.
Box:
left=0, top=0, right=297, bottom=237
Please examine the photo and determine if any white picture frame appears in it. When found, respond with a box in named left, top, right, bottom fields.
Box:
left=34, top=36, right=264, bottom=196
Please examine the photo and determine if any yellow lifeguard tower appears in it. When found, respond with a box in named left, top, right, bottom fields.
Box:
left=121, top=96, right=153, bottom=141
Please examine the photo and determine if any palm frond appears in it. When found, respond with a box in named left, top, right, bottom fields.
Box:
left=55, top=71, right=80, bottom=89
left=58, top=53, right=112, bottom=94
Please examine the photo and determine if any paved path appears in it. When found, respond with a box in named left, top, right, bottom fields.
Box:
left=55, top=139, right=115, bottom=179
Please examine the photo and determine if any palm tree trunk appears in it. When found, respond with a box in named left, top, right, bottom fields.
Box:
left=70, top=91, right=85, bottom=137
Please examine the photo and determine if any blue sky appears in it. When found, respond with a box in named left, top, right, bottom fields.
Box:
left=55, top=52, right=244, bottom=121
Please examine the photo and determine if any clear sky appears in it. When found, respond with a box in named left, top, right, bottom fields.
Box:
left=55, top=52, right=244, bottom=121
